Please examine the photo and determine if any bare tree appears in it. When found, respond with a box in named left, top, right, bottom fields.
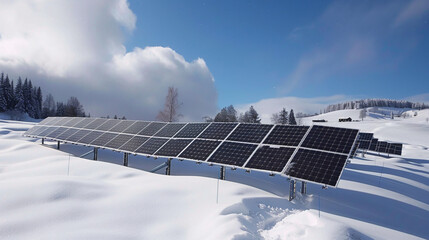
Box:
left=359, top=109, right=367, bottom=121
left=157, top=86, right=182, bottom=122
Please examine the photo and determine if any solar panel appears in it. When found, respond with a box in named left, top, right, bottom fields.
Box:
left=135, top=138, right=168, bottom=155
left=198, top=123, right=238, bottom=140
left=104, top=134, right=133, bottom=149
left=389, top=143, right=403, bottom=155
left=24, top=125, right=44, bottom=136
left=263, top=125, right=309, bottom=146
left=358, top=140, right=371, bottom=150
left=358, top=132, right=373, bottom=141
left=369, top=138, right=378, bottom=151
left=285, top=149, right=348, bottom=186
left=66, top=129, right=92, bottom=143
left=154, top=139, right=192, bottom=157
left=245, top=146, right=295, bottom=172
left=301, top=125, right=358, bottom=154
left=44, top=117, right=64, bottom=126
left=118, top=136, right=149, bottom=152
left=56, top=128, right=80, bottom=141
left=77, top=131, right=104, bottom=144
left=38, top=117, right=55, bottom=125
left=109, top=120, right=136, bottom=133
left=54, top=117, right=74, bottom=126
left=178, top=139, right=221, bottom=161
left=377, top=141, right=389, bottom=153
left=72, top=118, right=96, bottom=128
left=138, top=122, right=167, bottom=136
left=95, top=119, right=121, bottom=131
left=208, top=142, right=257, bottom=167
left=227, top=124, right=273, bottom=143
left=122, top=121, right=150, bottom=134
left=63, top=117, right=85, bottom=127
left=38, top=127, right=59, bottom=137
left=174, top=123, right=209, bottom=138
left=83, top=118, right=108, bottom=130
left=45, top=127, right=68, bottom=139
left=90, top=132, right=119, bottom=147
left=154, top=123, right=186, bottom=137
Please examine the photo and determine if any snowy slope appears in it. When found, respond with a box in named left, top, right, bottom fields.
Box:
left=1, top=112, right=429, bottom=239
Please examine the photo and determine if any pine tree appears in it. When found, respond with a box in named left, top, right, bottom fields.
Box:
left=14, top=78, right=25, bottom=113
left=288, top=109, right=297, bottom=125
left=3, top=75, right=14, bottom=110
left=278, top=108, right=288, bottom=124
left=214, top=105, right=238, bottom=122
left=239, top=106, right=261, bottom=123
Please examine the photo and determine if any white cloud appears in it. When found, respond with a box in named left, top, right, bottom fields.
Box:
left=394, top=0, right=429, bottom=27
left=237, top=95, right=351, bottom=124
left=0, top=0, right=217, bottom=121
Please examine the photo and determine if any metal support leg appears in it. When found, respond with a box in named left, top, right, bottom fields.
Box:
left=57, top=141, right=60, bottom=150
left=220, top=166, right=226, bottom=180
left=93, top=147, right=98, bottom=160
left=42, top=138, right=44, bottom=145
left=301, top=181, right=307, bottom=195
left=165, top=158, right=172, bottom=175
left=289, top=179, right=296, bottom=201
left=123, top=153, right=129, bottom=166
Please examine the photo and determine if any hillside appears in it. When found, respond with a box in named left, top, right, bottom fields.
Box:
left=1, top=111, right=429, bottom=239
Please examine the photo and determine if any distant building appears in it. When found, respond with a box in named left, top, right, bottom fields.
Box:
left=312, top=119, right=327, bottom=123
left=339, top=117, right=352, bottom=122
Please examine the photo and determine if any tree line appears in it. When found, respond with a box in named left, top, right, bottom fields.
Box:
left=324, top=99, right=428, bottom=113
left=0, top=72, right=85, bottom=119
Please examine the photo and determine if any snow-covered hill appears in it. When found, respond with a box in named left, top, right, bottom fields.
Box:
left=1, top=111, right=429, bottom=239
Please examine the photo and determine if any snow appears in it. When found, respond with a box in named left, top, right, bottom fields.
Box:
left=1, top=109, right=429, bottom=239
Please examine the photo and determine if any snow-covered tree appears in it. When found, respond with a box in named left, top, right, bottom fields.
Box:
left=14, top=78, right=25, bottom=113
left=359, top=109, right=367, bottom=121
left=239, top=106, right=261, bottom=123
left=214, top=105, right=238, bottom=122
left=271, top=108, right=289, bottom=124
left=56, top=102, right=65, bottom=116
left=157, top=86, right=181, bottom=122
left=42, top=93, right=56, bottom=118
left=288, top=109, right=297, bottom=125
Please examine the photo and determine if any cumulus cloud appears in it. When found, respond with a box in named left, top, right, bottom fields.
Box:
left=237, top=95, right=351, bottom=124
left=0, top=0, right=217, bottom=121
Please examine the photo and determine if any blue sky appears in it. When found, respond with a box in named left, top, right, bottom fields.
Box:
left=126, top=0, right=429, bottom=108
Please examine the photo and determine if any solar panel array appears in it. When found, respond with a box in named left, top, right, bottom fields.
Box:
left=352, top=132, right=403, bottom=156
left=24, top=117, right=360, bottom=187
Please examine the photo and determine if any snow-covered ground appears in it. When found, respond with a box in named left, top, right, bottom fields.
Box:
left=1, top=109, right=429, bottom=239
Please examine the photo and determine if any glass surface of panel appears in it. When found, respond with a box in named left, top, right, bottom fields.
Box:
left=45, top=127, right=68, bottom=139
left=198, top=123, right=238, bottom=140
left=208, top=142, right=257, bottom=167
left=122, top=121, right=151, bottom=134
left=83, top=118, right=109, bottom=130
left=286, top=149, right=347, bottom=186
left=301, top=125, right=358, bottom=154
left=57, top=128, right=80, bottom=140
left=95, top=119, right=121, bottom=131
left=263, top=125, right=309, bottom=146
left=63, top=117, right=85, bottom=127
left=135, top=138, right=168, bottom=155
left=109, top=120, right=136, bottom=133
left=174, top=123, right=210, bottom=138
left=227, top=124, right=273, bottom=143
left=66, top=129, right=92, bottom=142
left=104, top=134, right=133, bottom=149
left=77, top=131, right=104, bottom=144
left=179, top=139, right=221, bottom=161
left=154, top=139, right=192, bottom=157
left=154, top=123, right=186, bottom=137
left=90, top=132, right=119, bottom=147
left=245, top=146, right=295, bottom=172
left=118, top=136, right=149, bottom=152
left=138, top=122, right=167, bottom=136
left=72, top=118, right=97, bottom=128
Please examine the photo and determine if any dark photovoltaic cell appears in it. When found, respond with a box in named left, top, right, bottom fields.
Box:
left=358, top=140, right=371, bottom=150
left=208, top=142, right=257, bottom=166
left=388, top=143, right=403, bottom=155
left=301, top=125, right=358, bottom=154
left=135, top=138, right=168, bottom=155
left=104, top=134, right=133, bottom=149
left=44, top=117, right=64, bottom=126
left=38, top=117, right=55, bottom=125
left=63, top=117, right=84, bottom=127
left=245, top=146, right=295, bottom=172
left=45, top=127, right=68, bottom=139
left=179, top=139, right=221, bottom=161
left=138, top=122, right=167, bottom=136
left=90, top=132, right=119, bottom=147
left=24, top=125, right=44, bottom=136
left=154, top=139, right=192, bottom=157
left=55, top=117, right=73, bottom=126
left=66, top=129, right=92, bottom=143
left=83, top=118, right=108, bottom=130
left=95, top=119, right=121, bottom=131
left=122, top=121, right=150, bottom=134
left=377, top=141, right=389, bottom=153
left=369, top=138, right=378, bottom=151
left=227, top=124, right=273, bottom=143
left=77, top=131, right=104, bottom=144
left=358, top=132, right=373, bottom=141
left=72, top=118, right=96, bottom=128
left=154, top=123, right=186, bottom=137
left=263, top=125, right=309, bottom=146
left=119, top=136, right=149, bottom=152
left=198, top=123, right=238, bottom=140
left=56, top=128, right=80, bottom=141
left=29, top=126, right=51, bottom=136
left=38, top=127, right=59, bottom=137
left=285, top=149, right=348, bottom=186
left=175, top=123, right=209, bottom=138
left=109, top=120, right=136, bottom=133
